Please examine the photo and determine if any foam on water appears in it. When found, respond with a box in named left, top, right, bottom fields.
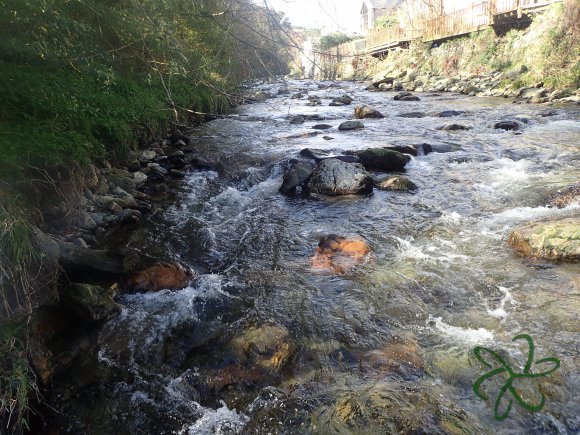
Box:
left=428, top=315, right=494, bottom=345
left=178, top=401, right=250, bottom=435
left=395, top=236, right=470, bottom=264
left=486, top=286, right=517, bottom=320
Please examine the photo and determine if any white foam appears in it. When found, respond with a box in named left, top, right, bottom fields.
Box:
left=429, top=315, right=494, bottom=345
left=486, top=286, right=517, bottom=320
left=437, top=211, right=461, bottom=224
left=179, top=401, right=250, bottom=435
left=395, top=236, right=470, bottom=264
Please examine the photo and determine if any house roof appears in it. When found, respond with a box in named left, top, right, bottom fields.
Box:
left=367, top=0, right=397, bottom=9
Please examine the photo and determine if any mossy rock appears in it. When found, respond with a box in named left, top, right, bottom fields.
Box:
left=508, top=217, right=580, bottom=261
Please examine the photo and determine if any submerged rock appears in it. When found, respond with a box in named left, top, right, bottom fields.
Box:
left=356, top=148, right=409, bottom=172
left=398, top=111, right=426, bottom=118
left=354, top=105, right=384, bottom=119
left=280, top=160, right=315, bottom=195
left=310, top=234, right=371, bottom=274
left=434, top=110, right=465, bottom=117
left=307, top=159, right=373, bottom=196
left=311, top=124, right=333, bottom=130
left=125, top=263, right=197, bottom=293
left=546, top=183, right=580, bottom=208
left=376, top=176, right=417, bottom=192
left=332, top=95, right=354, bottom=105
left=508, top=217, right=580, bottom=261
left=289, top=115, right=305, bottom=124
left=230, top=325, right=295, bottom=370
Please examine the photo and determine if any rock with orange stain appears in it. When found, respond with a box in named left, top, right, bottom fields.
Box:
left=310, top=234, right=371, bottom=274
left=125, top=263, right=196, bottom=293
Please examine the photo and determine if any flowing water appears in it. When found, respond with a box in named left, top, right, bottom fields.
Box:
left=45, top=80, right=579, bottom=434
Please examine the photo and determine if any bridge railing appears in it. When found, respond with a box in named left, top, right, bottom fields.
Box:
left=422, top=2, right=491, bottom=41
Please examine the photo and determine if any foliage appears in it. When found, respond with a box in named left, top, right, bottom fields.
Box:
left=320, top=32, right=355, bottom=50
left=0, top=322, right=37, bottom=434
left=374, top=14, right=399, bottom=29
left=0, top=0, right=291, bottom=180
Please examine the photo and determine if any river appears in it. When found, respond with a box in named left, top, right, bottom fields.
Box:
left=42, top=80, right=579, bottom=434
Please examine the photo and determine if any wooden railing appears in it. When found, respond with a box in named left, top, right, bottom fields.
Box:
left=422, top=2, right=490, bottom=41
left=326, top=0, right=562, bottom=56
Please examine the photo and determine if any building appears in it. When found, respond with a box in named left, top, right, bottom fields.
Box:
left=360, top=0, right=400, bottom=34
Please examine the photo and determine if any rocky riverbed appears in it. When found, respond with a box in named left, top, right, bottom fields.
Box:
left=31, top=78, right=579, bottom=434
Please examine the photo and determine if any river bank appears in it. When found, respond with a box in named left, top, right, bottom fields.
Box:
left=19, top=77, right=579, bottom=433
left=325, top=2, right=579, bottom=104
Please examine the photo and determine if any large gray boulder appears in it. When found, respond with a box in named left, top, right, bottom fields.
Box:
left=307, top=159, right=373, bottom=196
left=356, top=148, right=409, bottom=172
left=280, top=160, right=316, bottom=195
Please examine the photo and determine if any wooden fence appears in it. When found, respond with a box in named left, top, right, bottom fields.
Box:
left=321, top=0, right=561, bottom=57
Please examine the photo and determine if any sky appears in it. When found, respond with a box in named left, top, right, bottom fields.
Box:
left=265, top=0, right=361, bottom=33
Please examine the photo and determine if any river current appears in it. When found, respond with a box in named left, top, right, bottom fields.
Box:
left=45, top=80, right=579, bottom=434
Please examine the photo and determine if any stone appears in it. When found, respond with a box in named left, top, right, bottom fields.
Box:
left=61, top=283, right=121, bottom=322
left=338, top=120, right=364, bottom=131
left=125, top=263, right=197, bottom=293
left=323, top=136, right=334, bottom=140
left=230, top=325, right=295, bottom=370
left=434, top=110, right=465, bottom=117
left=139, top=150, right=157, bottom=162
left=383, top=145, right=420, bottom=156
left=57, top=239, right=124, bottom=277
left=126, top=159, right=141, bottom=171
left=356, top=148, right=409, bottom=172
left=78, top=211, right=97, bottom=230
left=280, top=160, right=316, bottom=196
left=508, top=217, right=580, bottom=261
left=519, top=87, right=547, bottom=99
left=289, top=115, right=305, bottom=124
left=254, top=91, right=271, bottom=101
left=109, top=202, right=123, bottom=213
left=106, top=168, right=147, bottom=190
left=310, top=234, right=371, bottom=274
left=394, top=92, right=420, bottom=101
left=307, top=159, right=373, bottom=196
left=494, top=120, right=522, bottom=131
left=147, top=163, right=167, bottom=177
left=329, top=101, right=345, bottom=107
left=169, top=169, right=186, bottom=178
left=437, top=124, right=472, bottom=131
left=332, top=95, right=353, bottom=105
left=371, top=77, right=394, bottom=88
left=118, top=209, right=142, bottom=225
left=398, top=112, right=426, bottom=118
left=376, top=176, right=418, bottom=192
left=354, top=105, right=384, bottom=119
left=312, top=124, right=333, bottom=130
left=546, top=184, right=580, bottom=208
left=300, top=148, right=329, bottom=161
left=94, top=176, right=109, bottom=195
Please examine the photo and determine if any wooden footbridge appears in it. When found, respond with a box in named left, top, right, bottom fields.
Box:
left=326, top=0, right=561, bottom=58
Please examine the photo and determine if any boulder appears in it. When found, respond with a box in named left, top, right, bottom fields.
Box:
left=518, top=87, right=547, bottom=99
left=307, top=159, right=373, bottom=196
left=280, top=160, right=316, bottom=195
left=437, top=124, right=472, bottom=131
left=329, top=101, right=344, bottom=107
left=310, top=234, right=371, bottom=274
left=338, top=120, right=364, bottom=131
left=312, top=124, right=333, bottom=130
left=289, top=115, right=305, bottom=124
left=394, top=92, right=420, bottom=101
left=57, top=240, right=124, bottom=276
left=383, top=145, right=420, bottom=157
left=546, top=184, right=580, bottom=208
left=508, top=217, right=580, bottom=261
left=494, top=120, right=522, bottom=131
left=398, top=112, right=426, bottom=118
left=354, top=105, right=384, bottom=119
left=60, top=283, right=121, bottom=322
left=125, top=263, right=197, bottom=293
left=434, top=110, right=465, bottom=117
left=376, top=176, right=417, bottom=192
left=332, top=95, right=353, bottom=105
left=371, top=77, right=394, bottom=88
left=356, top=148, right=409, bottom=172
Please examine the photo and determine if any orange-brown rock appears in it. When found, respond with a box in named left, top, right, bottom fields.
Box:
left=310, top=234, right=371, bottom=274
left=230, top=325, right=295, bottom=370
left=125, top=263, right=196, bottom=293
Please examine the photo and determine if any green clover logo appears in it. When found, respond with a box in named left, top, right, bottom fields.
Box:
left=473, top=333, right=560, bottom=421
